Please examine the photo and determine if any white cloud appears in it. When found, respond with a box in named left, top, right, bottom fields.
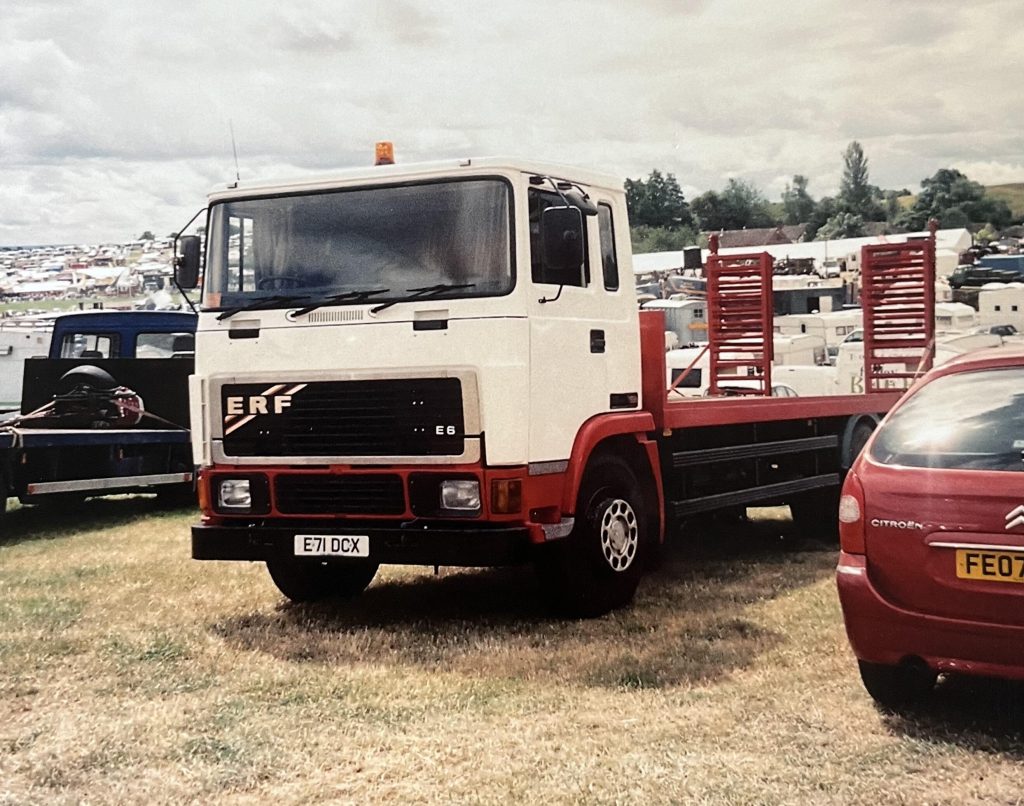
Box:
left=1, top=0, right=1022, bottom=243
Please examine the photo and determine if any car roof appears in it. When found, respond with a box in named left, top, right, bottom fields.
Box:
left=921, top=345, right=1024, bottom=382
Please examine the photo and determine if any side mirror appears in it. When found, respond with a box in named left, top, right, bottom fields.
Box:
left=564, top=190, right=599, bottom=217
left=540, top=206, right=585, bottom=285
left=175, top=235, right=201, bottom=289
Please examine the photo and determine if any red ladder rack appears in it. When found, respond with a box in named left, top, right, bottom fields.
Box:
left=860, top=221, right=937, bottom=393
left=705, top=234, right=774, bottom=396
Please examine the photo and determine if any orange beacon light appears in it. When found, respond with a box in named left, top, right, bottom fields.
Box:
left=374, top=141, right=395, bottom=166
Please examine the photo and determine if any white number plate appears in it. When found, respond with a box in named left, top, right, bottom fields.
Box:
left=294, top=534, right=370, bottom=558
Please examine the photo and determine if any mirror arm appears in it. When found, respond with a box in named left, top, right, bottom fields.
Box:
left=173, top=275, right=199, bottom=314
left=538, top=284, right=564, bottom=305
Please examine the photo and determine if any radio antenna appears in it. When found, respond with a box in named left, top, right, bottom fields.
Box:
left=229, top=119, right=241, bottom=183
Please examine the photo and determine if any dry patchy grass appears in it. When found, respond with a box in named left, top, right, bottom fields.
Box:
left=1, top=500, right=1023, bottom=804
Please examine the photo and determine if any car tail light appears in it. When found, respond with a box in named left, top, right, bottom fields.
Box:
left=838, top=471, right=866, bottom=554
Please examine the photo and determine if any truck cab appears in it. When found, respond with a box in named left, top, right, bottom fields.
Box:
left=188, top=159, right=639, bottom=470
left=183, top=157, right=649, bottom=611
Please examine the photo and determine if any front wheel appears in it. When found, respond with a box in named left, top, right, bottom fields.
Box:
left=266, top=559, right=379, bottom=603
left=536, top=454, right=650, bottom=618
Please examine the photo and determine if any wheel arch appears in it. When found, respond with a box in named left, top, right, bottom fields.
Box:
left=561, top=412, right=664, bottom=543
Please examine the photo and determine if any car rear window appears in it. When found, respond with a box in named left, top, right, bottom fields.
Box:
left=871, top=366, right=1024, bottom=471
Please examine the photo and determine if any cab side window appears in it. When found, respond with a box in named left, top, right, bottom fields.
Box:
left=598, top=203, right=619, bottom=291
left=60, top=333, right=118, bottom=359
left=136, top=332, right=195, bottom=359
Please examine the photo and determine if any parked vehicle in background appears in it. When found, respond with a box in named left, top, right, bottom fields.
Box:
left=836, top=347, right=1024, bottom=707
left=948, top=260, right=1024, bottom=289
left=0, top=315, right=55, bottom=410
left=0, top=310, right=196, bottom=510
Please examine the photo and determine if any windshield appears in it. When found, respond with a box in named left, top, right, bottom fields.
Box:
left=871, top=366, right=1024, bottom=471
left=203, top=178, right=513, bottom=310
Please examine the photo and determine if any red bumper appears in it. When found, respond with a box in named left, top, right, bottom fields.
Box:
left=836, top=551, right=1024, bottom=681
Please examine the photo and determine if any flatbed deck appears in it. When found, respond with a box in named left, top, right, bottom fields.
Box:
left=0, top=428, right=191, bottom=449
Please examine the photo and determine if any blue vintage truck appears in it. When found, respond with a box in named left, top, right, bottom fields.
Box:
left=0, top=309, right=197, bottom=509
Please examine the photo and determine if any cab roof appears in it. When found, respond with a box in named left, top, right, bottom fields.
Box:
left=207, top=157, right=625, bottom=202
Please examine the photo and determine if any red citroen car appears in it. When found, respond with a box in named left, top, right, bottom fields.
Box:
left=837, top=347, right=1024, bottom=707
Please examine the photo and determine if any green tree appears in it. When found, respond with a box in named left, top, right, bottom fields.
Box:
left=837, top=141, right=884, bottom=221
left=624, top=170, right=694, bottom=229
left=882, top=190, right=905, bottom=224
left=818, top=211, right=866, bottom=240
left=720, top=178, right=775, bottom=229
left=630, top=224, right=699, bottom=253
left=139, top=230, right=156, bottom=241
left=692, top=179, right=775, bottom=231
left=896, top=168, right=1013, bottom=231
left=781, top=175, right=815, bottom=225
left=691, top=190, right=724, bottom=231
left=806, top=196, right=836, bottom=240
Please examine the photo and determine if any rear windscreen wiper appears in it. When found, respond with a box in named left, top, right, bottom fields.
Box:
left=291, top=289, right=391, bottom=317
left=216, top=295, right=311, bottom=321
left=370, top=283, right=475, bottom=314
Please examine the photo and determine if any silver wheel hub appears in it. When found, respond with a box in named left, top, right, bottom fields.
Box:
left=599, top=498, right=639, bottom=572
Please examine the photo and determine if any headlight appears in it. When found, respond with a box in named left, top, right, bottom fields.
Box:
left=440, top=479, right=481, bottom=511
left=218, top=478, right=252, bottom=510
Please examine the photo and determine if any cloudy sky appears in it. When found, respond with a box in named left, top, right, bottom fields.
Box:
left=2, top=0, right=1022, bottom=245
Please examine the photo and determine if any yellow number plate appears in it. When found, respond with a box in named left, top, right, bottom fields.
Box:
left=956, top=549, right=1024, bottom=583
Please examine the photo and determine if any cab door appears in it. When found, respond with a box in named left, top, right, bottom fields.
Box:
left=527, top=188, right=640, bottom=463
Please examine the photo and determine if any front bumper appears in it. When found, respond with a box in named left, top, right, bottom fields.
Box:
left=192, top=520, right=533, bottom=567
left=836, top=551, right=1024, bottom=681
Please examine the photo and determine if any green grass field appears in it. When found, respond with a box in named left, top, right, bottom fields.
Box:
left=1, top=501, right=1022, bottom=804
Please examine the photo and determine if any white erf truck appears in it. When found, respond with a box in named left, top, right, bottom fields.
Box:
left=176, top=148, right=934, bottom=616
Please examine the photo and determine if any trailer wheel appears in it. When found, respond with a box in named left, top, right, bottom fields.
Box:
left=537, top=454, right=649, bottom=618
left=265, top=559, right=379, bottom=603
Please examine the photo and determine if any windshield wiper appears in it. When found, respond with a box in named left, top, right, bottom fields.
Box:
left=216, top=295, right=311, bottom=321
left=370, top=283, right=475, bottom=314
left=291, top=288, right=391, bottom=317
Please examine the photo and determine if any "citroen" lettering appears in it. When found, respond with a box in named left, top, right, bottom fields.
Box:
left=869, top=518, right=924, bottom=530
left=226, top=395, right=293, bottom=415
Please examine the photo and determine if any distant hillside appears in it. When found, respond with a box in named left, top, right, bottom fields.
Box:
left=985, top=183, right=1024, bottom=220
left=897, top=183, right=1024, bottom=220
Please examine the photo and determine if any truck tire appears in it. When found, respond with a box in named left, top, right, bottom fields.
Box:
left=847, top=421, right=875, bottom=465
left=58, top=364, right=118, bottom=392
left=537, top=454, right=649, bottom=618
left=792, top=420, right=876, bottom=540
left=857, top=660, right=936, bottom=709
left=265, top=559, right=379, bottom=603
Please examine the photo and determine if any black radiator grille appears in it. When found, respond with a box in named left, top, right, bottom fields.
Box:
left=221, top=378, right=465, bottom=457
left=275, top=474, right=406, bottom=515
